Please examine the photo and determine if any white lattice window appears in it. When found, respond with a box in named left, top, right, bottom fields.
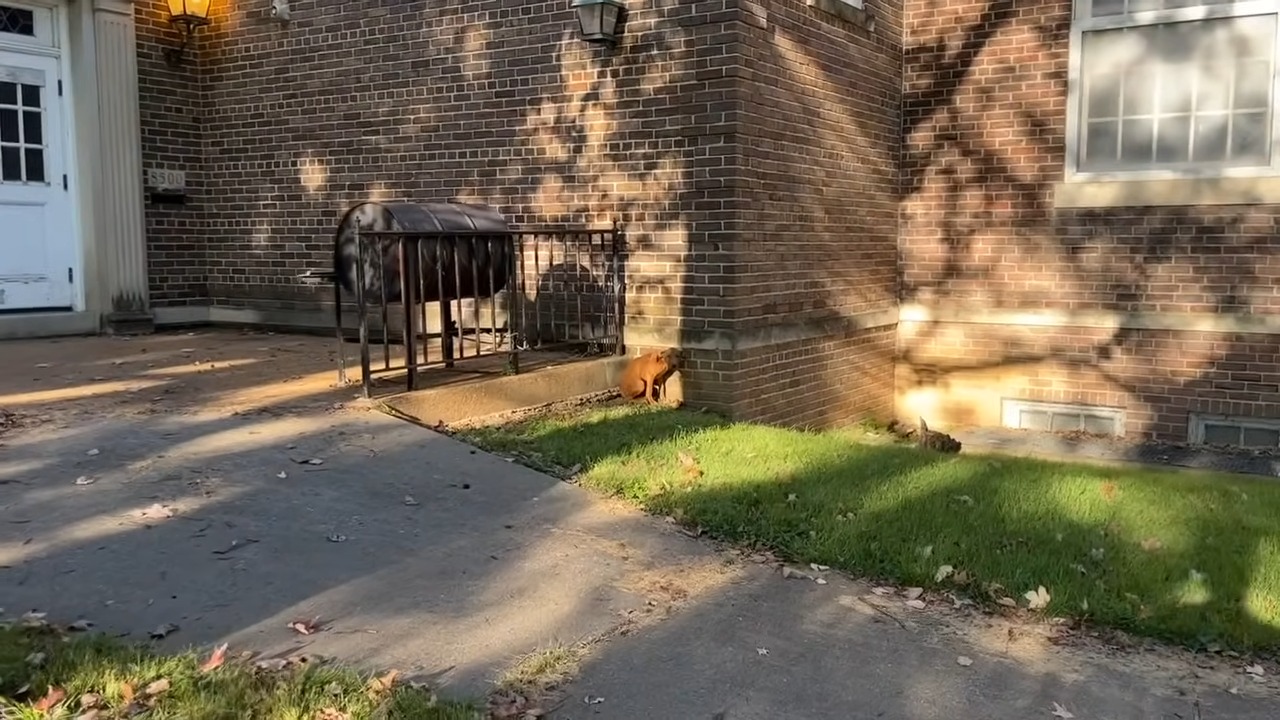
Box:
left=1067, top=0, right=1280, bottom=180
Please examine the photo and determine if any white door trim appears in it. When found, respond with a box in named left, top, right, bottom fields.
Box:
left=0, top=0, right=83, bottom=314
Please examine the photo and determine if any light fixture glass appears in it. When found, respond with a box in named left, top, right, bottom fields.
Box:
left=166, top=0, right=213, bottom=27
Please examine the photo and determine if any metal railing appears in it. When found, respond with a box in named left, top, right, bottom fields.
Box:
left=335, top=225, right=624, bottom=396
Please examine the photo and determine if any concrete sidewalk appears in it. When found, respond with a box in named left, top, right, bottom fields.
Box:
left=2, top=331, right=1277, bottom=719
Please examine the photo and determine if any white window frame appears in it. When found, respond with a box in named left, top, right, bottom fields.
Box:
left=1065, top=0, right=1280, bottom=182
left=1000, top=398, right=1126, bottom=437
left=0, top=2, right=56, bottom=50
left=1188, top=412, right=1280, bottom=446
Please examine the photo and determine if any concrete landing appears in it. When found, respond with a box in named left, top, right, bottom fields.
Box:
left=378, top=354, right=631, bottom=427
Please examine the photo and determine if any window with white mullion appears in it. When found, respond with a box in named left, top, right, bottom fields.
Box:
left=1071, top=0, right=1280, bottom=177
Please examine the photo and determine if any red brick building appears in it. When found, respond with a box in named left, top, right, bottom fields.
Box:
left=2, top=0, right=1277, bottom=445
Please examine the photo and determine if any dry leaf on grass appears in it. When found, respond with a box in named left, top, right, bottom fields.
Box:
left=904, top=587, right=924, bottom=600
left=144, top=678, right=171, bottom=696
left=676, top=451, right=703, bottom=480
left=1140, top=537, right=1164, bottom=552
left=934, top=565, right=955, bottom=583
left=1245, top=663, right=1265, bottom=677
left=26, top=651, right=47, bottom=667
left=997, top=597, right=1018, bottom=608
left=67, top=619, right=94, bottom=632
left=316, top=709, right=351, bottom=720
left=366, top=669, right=399, bottom=696
left=904, top=599, right=927, bottom=610
left=79, top=693, right=103, bottom=710
left=199, top=643, right=228, bottom=673
left=1051, top=701, right=1075, bottom=719
left=1100, top=481, right=1118, bottom=501
left=1024, top=586, right=1051, bottom=611
left=34, top=686, right=67, bottom=712
left=871, top=587, right=895, bottom=596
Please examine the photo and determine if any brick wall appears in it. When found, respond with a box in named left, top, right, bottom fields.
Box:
left=136, top=0, right=208, bottom=306
left=133, top=0, right=905, bottom=428
left=727, top=0, right=903, bottom=422
left=899, top=0, right=1280, bottom=440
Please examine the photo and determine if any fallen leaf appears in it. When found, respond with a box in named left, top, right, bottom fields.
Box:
left=1140, top=537, right=1163, bottom=552
left=22, top=610, right=48, bottom=627
left=403, top=495, right=420, bottom=506
left=254, top=658, right=290, bottom=672
left=34, top=686, right=67, bottom=712
left=934, top=565, right=955, bottom=583
left=85, top=448, right=100, bottom=457
left=67, top=619, right=94, bottom=632
left=35, top=362, right=50, bottom=368
left=781, top=566, right=811, bottom=580
left=316, top=709, right=352, bottom=720
left=144, top=678, right=171, bottom=696
left=77, top=708, right=103, bottom=720
left=1089, top=547, right=1105, bottom=561
left=904, top=599, right=927, bottom=610
left=79, top=692, right=103, bottom=709
left=199, top=643, right=228, bottom=672
left=1189, top=569, right=1208, bottom=583
left=904, top=587, right=925, bottom=600
left=1080, top=598, right=1090, bottom=612
left=277, top=471, right=288, bottom=479
left=997, top=597, right=1018, bottom=608
left=756, top=647, right=769, bottom=656
left=919, top=545, right=934, bottom=558
left=149, top=623, right=179, bottom=639
left=1244, top=663, right=1265, bottom=677
left=366, top=669, right=399, bottom=696
left=956, top=655, right=973, bottom=667
left=212, top=538, right=258, bottom=555
left=871, top=586, right=895, bottom=596
left=786, top=493, right=798, bottom=503
left=951, top=570, right=972, bottom=585
left=74, top=476, right=97, bottom=486
left=1051, top=701, right=1075, bottom=719
left=814, top=577, right=828, bottom=585
left=326, top=534, right=347, bottom=543
left=288, top=616, right=324, bottom=635
left=1100, top=481, right=1118, bottom=501
left=952, top=494, right=974, bottom=506
left=26, top=651, right=46, bottom=666
left=138, top=503, right=174, bottom=520
left=1024, top=586, right=1051, bottom=611
left=584, top=696, right=605, bottom=705
left=677, top=451, right=697, bottom=468
left=120, top=683, right=134, bottom=704
left=809, top=563, right=830, bottom=572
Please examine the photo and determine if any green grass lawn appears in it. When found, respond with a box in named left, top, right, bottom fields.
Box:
left=0, top=622, right=480, bottom=720
left=460, top=404, right=1280, bottom=653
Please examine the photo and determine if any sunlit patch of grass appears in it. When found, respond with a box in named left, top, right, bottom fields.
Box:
left=0, top=624, right=480, bottom=719
left=461, top=403, right=1280, bottom=651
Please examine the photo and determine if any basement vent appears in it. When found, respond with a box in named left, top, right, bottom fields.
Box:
left=1000, top=399, right=1125, bottom=437
left=1189, top=414, right=1280, bottom=449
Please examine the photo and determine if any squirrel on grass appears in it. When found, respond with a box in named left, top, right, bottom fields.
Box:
left=618, top=347, right=682, bottom=406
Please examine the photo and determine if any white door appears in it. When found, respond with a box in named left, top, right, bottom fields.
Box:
left=0, top=48, right=73, bottom=311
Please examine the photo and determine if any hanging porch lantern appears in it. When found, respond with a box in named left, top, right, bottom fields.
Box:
left=572, top=0, right=626, bottom=45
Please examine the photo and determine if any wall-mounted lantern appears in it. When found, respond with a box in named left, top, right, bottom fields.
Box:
left=572, top=0, right=626, bottom=46
left=163, top=0, right=212, bottom=66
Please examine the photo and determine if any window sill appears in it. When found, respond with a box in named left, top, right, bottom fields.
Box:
left=806, top=0, right=875, bottom=30
left=1053, top=175, right=1280, bottom=208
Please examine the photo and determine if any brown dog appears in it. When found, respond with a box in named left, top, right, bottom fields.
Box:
left=619, top=348, right=682, bottom=405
